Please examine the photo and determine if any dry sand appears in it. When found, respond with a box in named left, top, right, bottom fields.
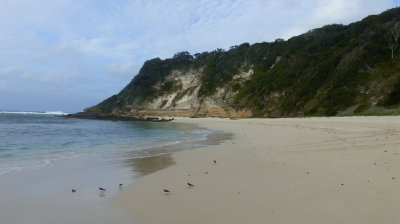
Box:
left=111, top=116, right=400, bottom=224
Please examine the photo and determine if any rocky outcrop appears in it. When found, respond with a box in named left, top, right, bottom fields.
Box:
left=119, top=68, right=253, bottom=118
left=62, top=111, right=174, bottom=122
left=121, top=107, right=252, bottom=118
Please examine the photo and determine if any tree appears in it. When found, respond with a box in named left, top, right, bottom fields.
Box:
left=386, top=21, right=400, bottom=59
left=173, top=51, right=193, bottom=60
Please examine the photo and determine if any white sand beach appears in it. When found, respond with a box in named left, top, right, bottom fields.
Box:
left=112, top=116, right=400, bottom=224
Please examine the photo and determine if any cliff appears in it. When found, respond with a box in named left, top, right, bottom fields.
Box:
left=85, top=8, right=400, bottom=118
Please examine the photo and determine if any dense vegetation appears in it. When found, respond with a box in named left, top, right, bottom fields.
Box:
left=88, top=7, right=400, bottom=117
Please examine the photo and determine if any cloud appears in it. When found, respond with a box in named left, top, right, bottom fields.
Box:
left=107, top=61, right=136, bottom=77
left=280, top=0, right=395, bottom=38
left=0, top=0, right=398, bottom=112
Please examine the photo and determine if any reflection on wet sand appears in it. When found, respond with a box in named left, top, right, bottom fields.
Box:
left=99, top=191, right=106, bottom=198
left=125, top=153, right=175, bottom=177
left=123, top=130, right=232, bottom=177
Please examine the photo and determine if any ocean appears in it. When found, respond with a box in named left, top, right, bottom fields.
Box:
left=0, top=111, right=212, bottom=176
left=0, top=111, right=224, bottom=224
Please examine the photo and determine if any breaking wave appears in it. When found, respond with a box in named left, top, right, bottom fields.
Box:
left=0, top=111, right=69, bottom=115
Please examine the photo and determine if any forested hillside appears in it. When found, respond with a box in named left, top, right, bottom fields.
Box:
left=87, top=7, right=400, bottom=117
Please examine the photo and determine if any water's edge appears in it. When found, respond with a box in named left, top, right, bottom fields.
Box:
left=108, top=120, right=233, bottom=213
left=0, top=115, right=231, bottom=224
left=119, top=121, right=232, bottom=178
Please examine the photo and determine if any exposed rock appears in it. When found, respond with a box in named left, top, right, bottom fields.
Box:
left=120, top=68, right=253, bottom=118
left=62, top=111, right=173, bottom=122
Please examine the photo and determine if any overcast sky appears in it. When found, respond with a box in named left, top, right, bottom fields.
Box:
left=0, top=0, right=399, bottom=112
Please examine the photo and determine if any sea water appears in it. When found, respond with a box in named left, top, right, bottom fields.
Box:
left=0, top=111, right=211, bottom=176
left=0, top=111, right=219, bottom=224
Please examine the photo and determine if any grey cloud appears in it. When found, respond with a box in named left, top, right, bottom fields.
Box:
left=107, top=61, right=136, bottom=77
left=0, top=0, right=397, bottom=112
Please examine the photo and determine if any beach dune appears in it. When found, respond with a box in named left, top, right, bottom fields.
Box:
left=111, top=117, right=400, bottom=224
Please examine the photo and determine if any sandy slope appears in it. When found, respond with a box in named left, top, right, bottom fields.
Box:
left=111, top=116, right=400, bottom=224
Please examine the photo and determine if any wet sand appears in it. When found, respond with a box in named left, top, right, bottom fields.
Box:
left=0, top=121, right=224, bottom=224
left=0, top=158, right=133, bottom=224
left=111, top=116, right=400, bottom=224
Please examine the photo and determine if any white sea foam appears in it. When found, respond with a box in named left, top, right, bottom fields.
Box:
left=0, top=117, right=219, bottom=176
left=0, top=111, right=69, bottom=115
left=0, top=153, right=79, bottom=176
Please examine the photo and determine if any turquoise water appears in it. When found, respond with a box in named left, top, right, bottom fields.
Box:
left=0, top=112, right=211, bottom=176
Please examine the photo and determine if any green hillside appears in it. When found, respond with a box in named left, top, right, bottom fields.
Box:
left=87, top=7, right=400, bottom=117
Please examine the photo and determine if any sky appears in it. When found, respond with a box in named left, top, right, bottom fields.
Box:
left=0, top=0, right=399, bottom=112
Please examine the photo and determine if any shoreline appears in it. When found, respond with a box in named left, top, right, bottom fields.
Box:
left=119, top=124, right=232, bottom=178
left=111, top=116, right=400, bottom=224
left=0, top=118, right=224, bottom=224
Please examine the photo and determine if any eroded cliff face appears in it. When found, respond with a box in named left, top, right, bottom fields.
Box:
left=112, top=68, right=253, bottom=118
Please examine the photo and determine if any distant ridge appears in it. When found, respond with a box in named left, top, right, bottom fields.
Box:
left=84, top=7, right=400, bottom=118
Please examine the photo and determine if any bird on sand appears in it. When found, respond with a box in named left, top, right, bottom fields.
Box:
left=214, top=160, right=217, bottom=164
left=163, top=189, right=170, bottom=194
left=187, top=182, right=194, bottom=187
left=99, top=187, right=106, bottom=191
left=71, top=189, right=76, bottom=193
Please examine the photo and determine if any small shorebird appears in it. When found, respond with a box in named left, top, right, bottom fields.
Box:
left=71, top=189, right=76, bottom=193
left=119, top=184, right=123, bottom=189
left=187, top=182, right=194, bottom=187
left=99, top=187, right=106, bottom=191
left=163, top=189, right=170, bottom=194
left=214, top=160, right=217, bottom=164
